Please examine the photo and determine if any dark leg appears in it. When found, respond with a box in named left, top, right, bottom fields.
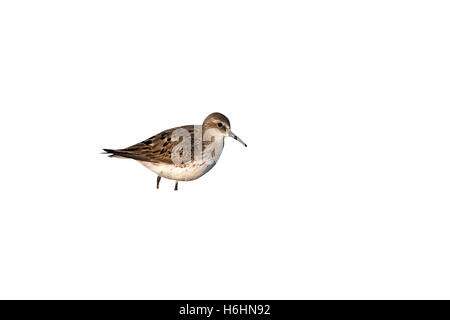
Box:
left=156, top=176, right=161, bottom=189
left=174, top=181, right=178, bottom=191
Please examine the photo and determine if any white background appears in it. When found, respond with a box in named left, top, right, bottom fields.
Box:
left=1, top=1, right=449, bottom=299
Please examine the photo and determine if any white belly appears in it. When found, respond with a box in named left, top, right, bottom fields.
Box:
left=139, top=160, right=219, bottom=181
left=139, top=140, right=224, bottom=181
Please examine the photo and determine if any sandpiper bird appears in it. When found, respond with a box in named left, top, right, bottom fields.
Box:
left=103, top=112, right=247, bottom=191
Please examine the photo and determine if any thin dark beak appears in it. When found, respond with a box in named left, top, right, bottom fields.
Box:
left=228, top=130, right=247, bottom=147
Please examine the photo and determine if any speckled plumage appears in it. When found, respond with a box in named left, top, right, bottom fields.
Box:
left=103, top=112, right=247, bottom=190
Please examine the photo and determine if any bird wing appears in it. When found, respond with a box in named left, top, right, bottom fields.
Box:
left=104, top=125, right=197, bottom=165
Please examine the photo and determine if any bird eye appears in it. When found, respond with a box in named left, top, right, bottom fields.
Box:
left=218, top=123, right=223, bottom=128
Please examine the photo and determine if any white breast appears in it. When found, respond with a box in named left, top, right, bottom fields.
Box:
left=139, top=139, right=224, bottom=181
